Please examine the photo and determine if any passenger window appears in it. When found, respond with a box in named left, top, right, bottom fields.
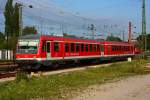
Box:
left=71, top=43, right=75, bottom=52
left=76, top=43, right=80, bottom=52
left=65, top=43, right=69, bottom=52
left=121, top=46, right=124, bottom=51
left=119, top=46, right=121, bottom=51
left=42, top=42, right=46, bottom=52
left=108, top=45, right=111, bottom=54
left=90, top=44, right=93, bottom=52
left=100, top=45, right=104, bottom=52
left=81, top=44, right=84, bottom=52
left=85, top=44, right=88, bottom=52
left=97, top=45, right=100, bottom=52
left=46, top=42, right=50, bottom=53
left=93, top=44, right=96, bottom=52
left=54, top=42, right=59, bottom=52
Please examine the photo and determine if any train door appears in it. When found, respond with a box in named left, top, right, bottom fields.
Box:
left=46, top=41, right=51, bottom=59
left=100, top=45, right=104, bottom=56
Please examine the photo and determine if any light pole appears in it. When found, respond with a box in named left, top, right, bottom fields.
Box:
left=18, top=3, right=33, bottom=36
left=18, top=4, right=23, bottom=36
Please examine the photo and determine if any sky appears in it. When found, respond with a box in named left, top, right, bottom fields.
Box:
left=0, top=0, right=150, bottom=40
left=50, top=0, right=150, bottom=31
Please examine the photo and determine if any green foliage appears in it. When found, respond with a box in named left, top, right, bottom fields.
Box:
left=3, top=0, right=20, bottom=50
left=146, top=34, right=150, bottom=50
left=106, top=35, right=122, bottom=42
left=23, top=26, right=37, bottom=36
left=137, top=34, right=150, bottom=50
left=13, top=3, right=20, bottom=37
left=4, top=0, right=14, bottom=37
left=0, top=60, right=150, bottom=100
left=16, top=71, right=29, bottom=82
left=0, top=32, right=5, bottom=49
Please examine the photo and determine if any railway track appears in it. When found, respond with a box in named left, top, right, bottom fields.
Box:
left=0, top=57, right=148, bottom=81
left=0, top=72, right=16, bottom=79
left=0, top=60, right=121, bottom=81
left=0, top=62, right=18, bottom=79
left=0, top=63, right=18, bottom=69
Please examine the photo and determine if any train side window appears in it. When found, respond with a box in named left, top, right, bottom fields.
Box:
left=122, top=46, right=124, bottom=51
left=124, top=46, right=126, bottom=51
left=71, top=43, right=75, bottom=52
left=65, top=43, right=69, bottom=52
left=100, top=45, right=104, bottom=52
left=93, top=44, right=96, bottom=52
left=112, top=46, right=115, bottom=51
left=46, top=42, right=50, bottom=53
left=97, top=45, right=100, bottom=51
left=85, top=44, right=88, bottom=52
left=54, top=42, right=59, bottom=52
left=90, top=44, right=93, bottom=52
left=81, top=44, right=84, bottom=52
left=42, top=42, right=46, bottom=52
left=117, top=46, right=119, bottom=51
left=126, top=46, right=128, bottom=51
left=114, top=46, right=116, bottom=51
left=108, top=45, right=111, bottom=54
left=76, top=43, right=80, bottom=52
left=119, top=46, right=121, bottom=51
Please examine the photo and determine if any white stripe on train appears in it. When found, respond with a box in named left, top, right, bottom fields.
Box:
left=16, top=54, right=134, bottom=61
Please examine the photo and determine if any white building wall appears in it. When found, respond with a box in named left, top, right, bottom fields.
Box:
left=0, top=50, right=1, bottom=59
left=0, top=50, right=14, bottom=60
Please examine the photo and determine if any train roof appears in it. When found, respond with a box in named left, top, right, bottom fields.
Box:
left=19, top=34, right=41, bottom=39
left=19, top=35, right=134, bottom=45
left=101, top=41, right=133, bottom=45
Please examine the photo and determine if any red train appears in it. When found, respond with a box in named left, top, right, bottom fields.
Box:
left=16, top=35, right=137, bottom=69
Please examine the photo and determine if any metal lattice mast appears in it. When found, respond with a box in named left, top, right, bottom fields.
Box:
left=142, top=0, right=147, bottom=51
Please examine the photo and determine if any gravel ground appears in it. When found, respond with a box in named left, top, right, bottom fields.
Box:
left=72, top=74, right=150, bottom=100
left=0, top=77, right=15, bottom=83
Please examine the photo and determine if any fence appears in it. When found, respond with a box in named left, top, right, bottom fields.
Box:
left=0, top=50, right=14, bottom=60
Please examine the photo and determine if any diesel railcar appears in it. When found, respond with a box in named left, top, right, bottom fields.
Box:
left=16, top=35, right=136, bottom=69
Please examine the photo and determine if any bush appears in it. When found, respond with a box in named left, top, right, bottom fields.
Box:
left=15, top=71, right=29, bottom=82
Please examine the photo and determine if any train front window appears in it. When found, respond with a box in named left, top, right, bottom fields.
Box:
left=18, top=41, right=38, bottom=50
left=17, top=40, right=39, bottom=54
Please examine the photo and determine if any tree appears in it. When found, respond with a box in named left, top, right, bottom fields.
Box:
left=4, top=0, right=20, bottom=50
left=23, top=26, right=37, bottom=36
left=0, top=32, right=5, bottom=49
left=147, top=34, right=150, bottom=50
left=4, top=0, right=14, bottom=37
left=13, top=3, right=20, bottom=37
left=137, top=34, right=150, bottom=50
left=106, top=35, right=122, bottom=42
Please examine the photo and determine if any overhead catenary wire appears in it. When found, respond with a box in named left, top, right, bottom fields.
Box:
left=1, top=0, right=128, bottom=38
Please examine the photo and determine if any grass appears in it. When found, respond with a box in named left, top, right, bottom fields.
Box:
left=0, top=60, right=150, bottom=100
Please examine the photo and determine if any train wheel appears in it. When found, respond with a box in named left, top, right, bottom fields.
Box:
left=74, top=60, right=80, bottom=67
left=53, top=63, right=59, bottom=69
left=19, top=64, right=31, bottom=71
left=33, top=64, right=41, bottom=70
